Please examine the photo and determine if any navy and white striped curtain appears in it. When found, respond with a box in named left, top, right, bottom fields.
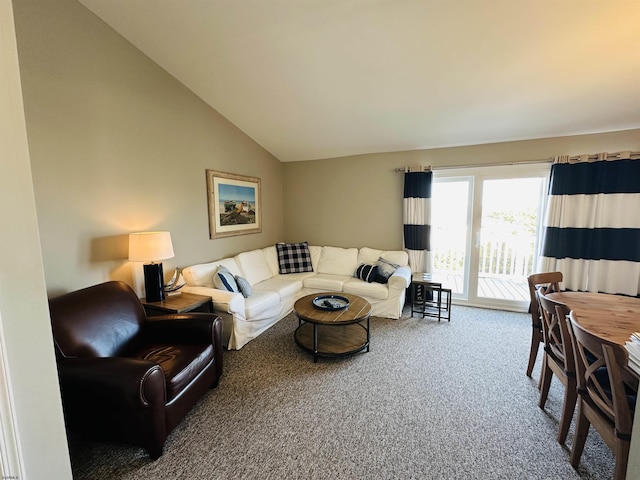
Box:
left=540, top=152, right=640, bottom=296
left=403, top=169, right=432, bottom=273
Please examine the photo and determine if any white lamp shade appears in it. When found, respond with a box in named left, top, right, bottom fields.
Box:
left=129, top=231, right=175, bottom=262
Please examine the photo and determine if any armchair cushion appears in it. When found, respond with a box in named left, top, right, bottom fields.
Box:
left=135, top=343, right=214, bottom=401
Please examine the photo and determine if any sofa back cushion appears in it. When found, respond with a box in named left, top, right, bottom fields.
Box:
left=49, top=281, right=145, bottom=358
left=263, top=245, right=279, bottom=276
left=317, top=246, right=359, bottom=276
left=235, top=249, right=273, bottom=286
left=182, top=258, right=240, bottom=287
left=309, top=246, right=322, bottom=271
left=359, top=247, right=409, bottom=267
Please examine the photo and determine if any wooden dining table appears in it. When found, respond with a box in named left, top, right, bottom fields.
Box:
left=548, top=291, right=640, bottom=346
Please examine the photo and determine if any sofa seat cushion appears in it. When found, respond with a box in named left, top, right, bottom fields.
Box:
left=273, top=272, right=316, bottom=282
left=135, top=343, right=214, bottom=402
left=343, top=278, right=390, bottom=300
left=253, top=277, right=303, bottom=301
left=303, top=273, right=352, bottom=291
left=244, top=290, right=280, bottom=320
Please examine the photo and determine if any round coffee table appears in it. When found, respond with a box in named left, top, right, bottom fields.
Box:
left=294, top=292, right=372, bottom=362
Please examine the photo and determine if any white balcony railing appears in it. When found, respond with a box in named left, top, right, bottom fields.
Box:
left=433, top=234, right=536, bottom=280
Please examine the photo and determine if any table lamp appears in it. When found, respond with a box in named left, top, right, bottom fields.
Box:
left=129, top=231, right=175, bottom=302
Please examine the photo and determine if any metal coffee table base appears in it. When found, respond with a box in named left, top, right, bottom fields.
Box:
left=294, top=318, right=370, bottom=363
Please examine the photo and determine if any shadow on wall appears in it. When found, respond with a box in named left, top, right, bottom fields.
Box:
left=91, top=234, right=137, bottom=292
left=90, top=234, right=129, bottom=263
left=46, top=235, right=139, bottom=300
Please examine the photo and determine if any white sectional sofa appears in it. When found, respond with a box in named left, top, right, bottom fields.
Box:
left=181, top=244, right=411, bottom=350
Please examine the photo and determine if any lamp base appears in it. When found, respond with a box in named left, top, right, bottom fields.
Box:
left=144, top=262, right=165, bottom=302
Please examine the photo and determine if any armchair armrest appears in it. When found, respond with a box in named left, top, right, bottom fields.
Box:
left=57, top=357, right=166, bottom=408
left=144, top=314, right=223, bottom=381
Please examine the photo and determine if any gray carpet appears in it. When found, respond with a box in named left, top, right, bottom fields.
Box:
left=69, top=305, right=614, bottom=479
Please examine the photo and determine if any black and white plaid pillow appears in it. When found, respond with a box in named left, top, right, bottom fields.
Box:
left=276, top=242, right=313, bottom=274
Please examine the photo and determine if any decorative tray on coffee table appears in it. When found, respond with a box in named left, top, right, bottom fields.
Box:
left=312, top=294, right=350, bottom=311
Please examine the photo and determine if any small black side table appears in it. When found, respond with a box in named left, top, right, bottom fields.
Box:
left=410, top=273, right=452, bottom=322
left=142, top=292, right=213, bottom=316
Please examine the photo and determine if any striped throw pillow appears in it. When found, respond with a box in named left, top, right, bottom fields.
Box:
left=213, top=265, right=239, bottom=292
left=355, top=263, right=378, bottom=283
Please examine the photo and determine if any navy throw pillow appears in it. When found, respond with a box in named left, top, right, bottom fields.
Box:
left=355, top=264, right=378, bottom=283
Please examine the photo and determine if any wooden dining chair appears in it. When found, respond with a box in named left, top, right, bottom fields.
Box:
left=526, top=272, right=563, bottom=378
left=536, top=291, right=576, bottom=444
left=566, top=311, right=637, bottom=480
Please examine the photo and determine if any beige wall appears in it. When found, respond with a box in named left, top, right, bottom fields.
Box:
left=1, top=1, right=72, bottom=478
left=283, top=129, right=640, bottom=248
left=13, top=0, right=284, bottom=297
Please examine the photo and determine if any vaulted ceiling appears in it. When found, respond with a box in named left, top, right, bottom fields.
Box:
left=79, top=0, right=640, bottom=162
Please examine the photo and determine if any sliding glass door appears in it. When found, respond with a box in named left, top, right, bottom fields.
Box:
left=431, top=164, right=549, bottom=311
left=431, top=178, right=472, bottom=296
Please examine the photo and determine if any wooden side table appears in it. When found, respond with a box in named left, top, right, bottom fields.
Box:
left=142, top=292, right=214, bottom=316
left=410, top=273, right=452, bottom=322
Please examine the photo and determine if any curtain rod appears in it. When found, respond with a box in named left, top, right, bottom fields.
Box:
left=394, top=158, right=552, bottom=172
left=557, top=150, right=640, bottom=163
left=394, top=150, right=640, bottom=172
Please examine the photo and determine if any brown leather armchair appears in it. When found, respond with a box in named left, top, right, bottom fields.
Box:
left=48, top=281, right=223, bottom=459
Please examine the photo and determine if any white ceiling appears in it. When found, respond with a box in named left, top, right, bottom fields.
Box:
left=79, top=0, right=640, bottom=162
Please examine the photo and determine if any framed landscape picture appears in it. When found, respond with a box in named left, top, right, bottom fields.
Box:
left=206, top=170, right=262, bottom=239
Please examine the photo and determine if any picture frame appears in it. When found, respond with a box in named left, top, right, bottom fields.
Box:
left=206, top=170, right=262, bottom=239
